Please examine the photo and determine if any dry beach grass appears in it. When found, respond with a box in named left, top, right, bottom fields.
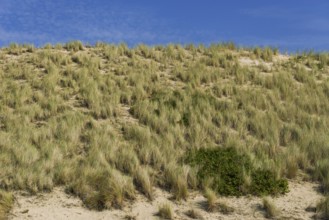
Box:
left=0, top=42, right=329, bottom=219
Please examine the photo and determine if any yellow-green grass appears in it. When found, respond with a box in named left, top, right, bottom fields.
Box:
left=262, top=197, right=280, bottom=218
left=0, top=42, right=329, bottom=216
left=158, top=202, right=174, bottom=219
left=0, top=190, right=13, bottom=220
left=316, top=196, right=329, bottom=220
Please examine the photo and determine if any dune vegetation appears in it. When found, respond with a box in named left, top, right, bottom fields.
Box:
left=0, top=41, right=329, bottom=216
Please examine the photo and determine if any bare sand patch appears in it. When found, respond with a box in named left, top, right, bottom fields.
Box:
left=239, top=54, right=290, bottom=68
left=9, top=180, right=322, bottom=220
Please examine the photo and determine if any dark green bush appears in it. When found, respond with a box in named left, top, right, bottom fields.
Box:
left=251, top=170, right=288, bottom=195
left=186, top=147, right=288, bottom=196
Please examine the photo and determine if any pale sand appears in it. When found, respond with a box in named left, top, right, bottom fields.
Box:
left=9, top=180, right=322, bottom=220
left=238, top=54, right=290, bottom=67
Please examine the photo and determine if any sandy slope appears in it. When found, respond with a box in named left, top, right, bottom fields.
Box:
left=9, top=180, right=322, bottom=220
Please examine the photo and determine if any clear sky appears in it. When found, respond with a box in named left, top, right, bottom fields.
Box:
left=0, top=0, right=328, bottom=51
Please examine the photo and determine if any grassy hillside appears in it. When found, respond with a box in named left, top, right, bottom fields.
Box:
left=0, top=42, right=329, bottom=214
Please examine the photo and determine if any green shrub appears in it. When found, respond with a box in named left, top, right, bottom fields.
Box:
left=186, top=147, right=288, bottom=196
left=251, top=170, right=288, bottom=195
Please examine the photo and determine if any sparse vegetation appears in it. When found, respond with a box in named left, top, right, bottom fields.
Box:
left=316, top=196, right=329, bottom=220
left=0, top=42, right=329, bottom=218
left=186, top=209, right=204, bottom=219
left=262, top=197, right=280, bottom=218
left=218, top=200, right=234, bottom=214
left=204, top=188, right=217, bottom=212
left=0, top=190, right=13, bottom=219
left=158, top=203, right=174, bottom=219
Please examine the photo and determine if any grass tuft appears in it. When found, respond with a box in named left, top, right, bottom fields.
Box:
left=262, top=197, right=280, bottom=218
left=204, top=188, right=217, bottom=212
left=0, top=190, right=14, bottom=220
left=158, top=203, right=174, bottom=219
left=134, top=167, right=153, bottom=200
left=316, top=196, right=329, bottom=220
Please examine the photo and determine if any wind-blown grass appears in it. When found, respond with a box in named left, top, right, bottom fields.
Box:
left=0, top=42, right=329, bottom=216
left=0, top=190, right=13, bottom=219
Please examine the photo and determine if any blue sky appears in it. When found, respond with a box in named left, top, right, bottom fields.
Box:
left=0, top=0, right=328, bottom=51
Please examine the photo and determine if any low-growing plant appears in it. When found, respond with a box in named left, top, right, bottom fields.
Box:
left=251, top=170, right=289, bottom=196
left=186, top=147, right=288, bottom=196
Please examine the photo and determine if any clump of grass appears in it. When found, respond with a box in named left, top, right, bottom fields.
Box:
left=183, top=165, right=198, bottom=190
left=0, top=190, right=14, bottom=219
left=6, top=43, right=23, bottom=55
left=204, top=188, right=217, bottom=212
left=67, top=168, right=135, bottom=210
left=64, top=41, right=84, bottom=51
left=314, top=160, right=329, bottom=194
left=158, top=203, right=174, bottom=219
left=134, top=166, right=153, bottom=200
left=164, top=164, right=189, bottom=201
left=172, top=175, right=188, bottom=201
left=316, top=196, right=329, bottom=220
left=262, top=197, right=280, bottom=218
left=285, top=155, right=299, bottom=179
left=253, top=47, right=274, bottom=62
left=43, top=43, right=53, bottom=49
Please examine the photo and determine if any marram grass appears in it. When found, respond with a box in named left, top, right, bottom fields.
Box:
left=0, top=42, right=329, bottom=215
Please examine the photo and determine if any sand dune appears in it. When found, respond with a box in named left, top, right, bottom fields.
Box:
left=9, top=180, right=322, bottom=220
